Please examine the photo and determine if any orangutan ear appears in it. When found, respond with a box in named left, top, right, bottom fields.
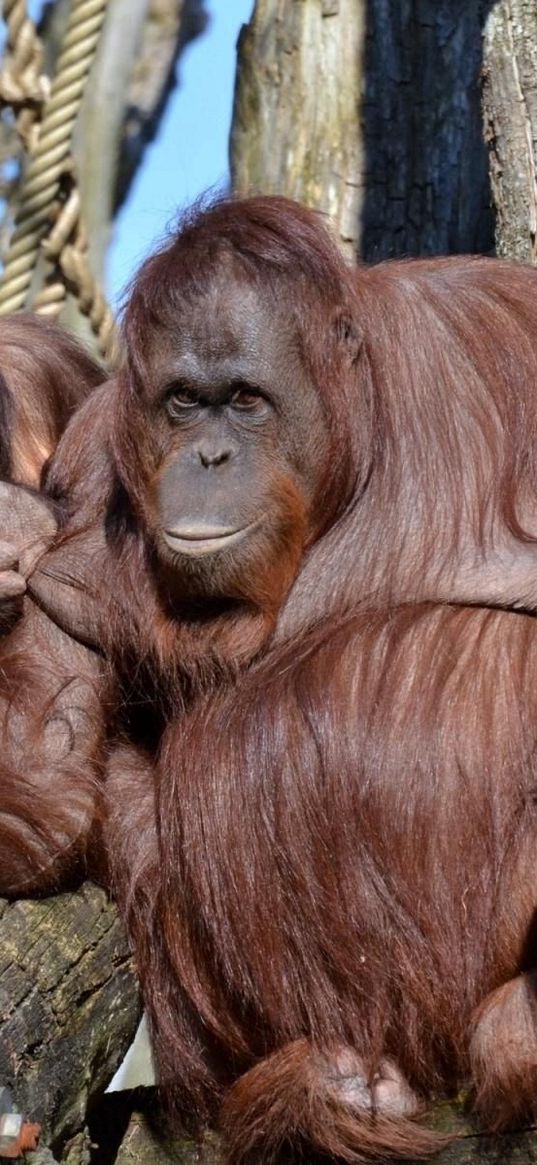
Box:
left=333, top=311, right=364, bottom=366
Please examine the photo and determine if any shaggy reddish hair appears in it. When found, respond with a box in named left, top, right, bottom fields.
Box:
left=0, top=319, right=106, bottom=898
left=0, top=314, right=103, bottom=485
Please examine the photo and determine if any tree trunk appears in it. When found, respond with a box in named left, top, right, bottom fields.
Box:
left=114, top=1114, right=221, bottom=1165
left=231, top=0, right=495, bottom=260
left=482, top=0, right=537, bottom=262
left=0, top=885, right=139, bottom=1157
left=231, top=0, right=366, bottom=257
left=104, top=1102, right=537, bottom=1165
left=360, top=0, right=494, bottom=259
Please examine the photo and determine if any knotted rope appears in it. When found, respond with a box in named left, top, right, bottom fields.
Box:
left=0, top=0, right=117, bottom=361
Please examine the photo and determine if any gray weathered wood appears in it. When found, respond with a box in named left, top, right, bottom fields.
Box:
left=115, top=1114, right=221, bottom=1165
left=110, top=1105, right=537, bottom=1165
left=231, top=0, right=365, bottom=258
left=0, top=884, right=139, bottom=1148
left=482, top=0, right=537, bottom=262
left=421, top=1102, right=537, bottom=1163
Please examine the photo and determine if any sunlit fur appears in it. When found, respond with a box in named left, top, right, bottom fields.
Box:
left=33, top=197, right=537, bottom=1160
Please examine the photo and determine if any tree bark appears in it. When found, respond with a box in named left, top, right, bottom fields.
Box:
left=361, top=0, right=494, bottom=259
left=114, top=1114, right=221, bottom=1165
left=482, top=0, right=537, bottom=262
left=106, top=1103, right=537, bottom=1165
left=0, top=884, right=139, bottom=1155
left=231, top=0, right=365, bottom=257
left=231, top=0, right=494, bottom=260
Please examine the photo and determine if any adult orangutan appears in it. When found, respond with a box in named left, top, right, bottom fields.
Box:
left=23, top=197, right=537, bottom=1161
left=0, top=316, right=106, bottom=894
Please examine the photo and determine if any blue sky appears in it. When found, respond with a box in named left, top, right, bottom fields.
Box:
left=107, top=0, right=254, bottom=306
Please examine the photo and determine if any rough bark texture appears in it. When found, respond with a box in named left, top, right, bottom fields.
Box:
left=482, top=0, right=537, bottom=262
left=361, top=0, right=494, bottom=259
left=231, top=0, right=365, bottom=256
left=114, top=1114, right=221, bottom=1165
left=0, top=884, right=139, bottom=1155
left=106, top=1105, right=537, bottom=1165
left=231, top=0, right=495, bottom=260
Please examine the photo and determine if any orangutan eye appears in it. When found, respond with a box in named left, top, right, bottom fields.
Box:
left=165, top=386, right=199, bottom=416
left=229, top=384, right=265, bottom=411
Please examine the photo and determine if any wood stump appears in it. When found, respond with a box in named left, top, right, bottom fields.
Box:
left=0, top=883, right=139, bottom=1160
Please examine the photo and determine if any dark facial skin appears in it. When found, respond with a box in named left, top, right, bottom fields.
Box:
left=139, top=273, right=331, bottom=598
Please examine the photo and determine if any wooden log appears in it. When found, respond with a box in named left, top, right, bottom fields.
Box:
left=110, top=1102, right=537, bottom=1165
left=482, top=0, right=537, bottom=263
left=0, top=883, right=140, bottom=1152
left=114, top=1113, right=221, bottom=1165
left=424, top=1101, right=537, bottom=1163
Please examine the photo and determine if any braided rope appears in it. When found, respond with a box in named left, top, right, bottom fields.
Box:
left=0, top=0, right=111, bottom=340
left=34, top=187, right=117, bottom=360
left=0, top=0, right=47, bottom=153
left=0, top=0, right=45, bottom=107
